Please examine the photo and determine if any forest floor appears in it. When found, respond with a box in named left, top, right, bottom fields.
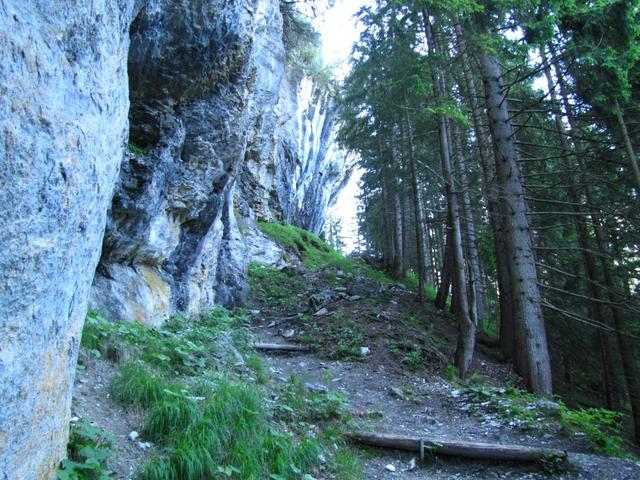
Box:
left=67, top=224, right=640, bottom=479
left=250, top=266, right=640, bottom=479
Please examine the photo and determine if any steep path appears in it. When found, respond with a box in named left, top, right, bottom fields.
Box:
left=250, top=267, right=640, bottom=479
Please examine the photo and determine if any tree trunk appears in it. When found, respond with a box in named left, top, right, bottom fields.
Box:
left=435, top=229, right=452, bottom=310
left=393, top=187, right=405, bottom=279
left=424, top=13, right=476, bottom=379
left=614, top=99, right=640, bottom=193
left=403, top=110, right=427, bottom=303
left=542, top=55, right=619, bottom=409
left=347, top=432, right=567, bottom=463
left=377, top=135, right=395, bottom=272
left=452, top=123, right=484, bottom=330
left=455, top=23, right=514, bottom=359
left=551, top=48, right=640, bottom=442
left=476, top=42, right=552, bottom=395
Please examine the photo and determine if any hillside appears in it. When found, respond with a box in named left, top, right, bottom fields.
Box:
left=62, top=225, right=640, bottom=479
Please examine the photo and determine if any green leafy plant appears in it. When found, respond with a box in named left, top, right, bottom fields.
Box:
left=405, top=348, right=423, bottom=370
left=57, top=420, right=114, bottom=480
left=127, top=142, right=146, bottom=155
left=559, top=407, right=629, bottom=457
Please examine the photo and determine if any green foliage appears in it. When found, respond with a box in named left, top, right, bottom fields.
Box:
left=405, top=348, right=423, bottom=370
left=136, top=378, right=325, bottom=480
left=283, top=12, right=334, bottom=87
left=402, top=271, right=437, bottom=301
left=248, top=262, right=306, bottom=313
left=256, top=222, right=397, bottom=286
left=257, top=222, right=347, bottom=271
left=446, top=364, right=458, bottom=383
left=127, top=142, right=146, bottom=155
left=279, top=376, right=350, bottom=422
left=245, top=354, right=268, bottom=384
left=110, top=363, right=178, bottom=408
left=84, top=309, right=359, bottom=480
left=57, top=421, right=114, bottom=480
left=82, top=308, right=248, bottom=375
left=462, top=385, right=631, bottom=457
left=559, top=408, right=629, bottom=458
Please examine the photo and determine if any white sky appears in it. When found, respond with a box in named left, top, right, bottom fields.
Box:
left=313, top=0, right=372, bottom=252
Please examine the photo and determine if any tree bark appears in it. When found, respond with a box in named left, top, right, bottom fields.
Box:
left=551, top=48, right=640, bottom=442
left=253, top=343, right=309, bottom=352
left=435, top=227, right=453, bottom=310
left=424, top=13, right=476, bottom=379
left=476, top=41, right=552, bottom=395
left=455, top=23, right=514, bottom=359
left=403, top=108, right=427, bottom=303
left=452, top=123, right=484, bottom=329
left=393, top=186, right=405, bottom=279
left=614, top=99, right=640, bottom=193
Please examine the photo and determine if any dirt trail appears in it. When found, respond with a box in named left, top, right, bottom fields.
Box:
left=253, top=292, right=640, bottom=480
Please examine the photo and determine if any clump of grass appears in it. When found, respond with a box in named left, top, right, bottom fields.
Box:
left=109, top=362, right=177, bottom=408
left=136, top=378, right=325, bottom=479
left=144, top=396, right=203, bottom=443
left=334, top=449, right=366, bottom=480
left=245, top=354, right=267, bottom=384
left=257, top=222, right=396, bottom=285
left=127, top=142, right=147, bottom=155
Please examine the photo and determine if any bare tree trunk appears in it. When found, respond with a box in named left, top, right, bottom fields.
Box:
left=551, top=49, right=640, bottom=441
left=452, top=123, right=484, bottom=330
left=477, top=44, right=552, bottom=395
left=614, top=99, right=640, bottom=193
left=542, top=55, right=619, bottom=409
left=402, top=189, right=412, bottom=276
left=393, top=188, right=405, bottom=279
left=424, top=13, right=476, bottom=379
left=403, top=113, right=426, bottom=303
left=455, top=23, right=514, bottom=358
left=435, top=229, right=452, bottom=310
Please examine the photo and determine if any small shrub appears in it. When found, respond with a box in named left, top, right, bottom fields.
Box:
left=57, top=420, right=114, bottom=480
left=406, top=348, right=423, bottom=370
left=446, top=363, right=458, bottom=383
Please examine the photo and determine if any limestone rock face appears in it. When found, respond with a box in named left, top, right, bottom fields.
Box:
left=0, top=1, right=134, bottom=478
left=91, top=0, right=351, bottom=324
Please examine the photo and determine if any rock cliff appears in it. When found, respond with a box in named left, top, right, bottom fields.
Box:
left=90, top=0, right=350, bottom=326
left=0, top=1, right=134, bottom=477
left=0, top=0, right=348, bottom=477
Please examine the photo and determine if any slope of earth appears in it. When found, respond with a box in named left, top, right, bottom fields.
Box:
left=249, top=223, right=640, bottom=480
left=62, top=223, right=639, bottom=480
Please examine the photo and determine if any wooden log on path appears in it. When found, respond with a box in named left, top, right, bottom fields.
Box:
left=347, top=431, right=567, bottom=463
left=253, top=342, right=310, bottom=352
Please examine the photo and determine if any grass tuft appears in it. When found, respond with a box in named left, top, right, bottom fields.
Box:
left=110, top=363, right=177, bottom=408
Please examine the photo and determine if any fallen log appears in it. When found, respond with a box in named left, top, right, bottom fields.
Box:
left=253, top=342, right=310, bottom=352
left=347, top=431, right=567, bottom=463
